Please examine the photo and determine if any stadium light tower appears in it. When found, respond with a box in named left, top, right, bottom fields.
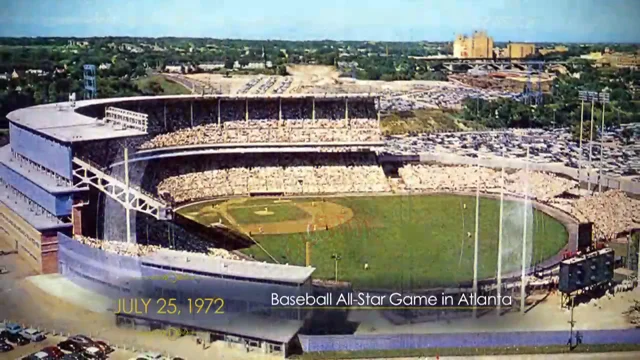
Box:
left=598, top=92, right=610, bottom=193
left=577, top=91, right=589, bottom=188
left=520, top=145, right=530, bottom=314
left=472, top=162, right=481, bottom=319
left=496, top=153, right=505, bottom=317
left=587, top=92, right=597, bottom=192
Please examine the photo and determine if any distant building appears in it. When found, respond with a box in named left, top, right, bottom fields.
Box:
left=165, top=65, right=183, bottom=73
left=0, top=73, right=8, bottom=80
left=98, top=63, right=112, bottom=70
left=539, top=45, right=568, bottom=56
left=581, top=52, right=603, bottom=60
left=11, top=70, right=19, bottom=79
left=599, top=53, right=640, bottom=69
left=26, top=69, right=47, bottom=76
left=506, top=43, right=536, bottom=59
left=198, top=62, right=225, bottom=71
left=453, top=31, right=494, bottom=59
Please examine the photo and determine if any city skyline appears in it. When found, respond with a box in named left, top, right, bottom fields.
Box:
left=2, top=0, right=640, bottom=43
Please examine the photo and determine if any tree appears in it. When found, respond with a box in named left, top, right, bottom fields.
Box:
left=571, top=121, right=599, bottom=142
left=621, top=127, right=635, bottom=145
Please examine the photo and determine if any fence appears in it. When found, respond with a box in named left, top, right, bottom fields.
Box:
left=299, top=329, right=640, bottom=353
left=2, top=318, right=186, bottom=359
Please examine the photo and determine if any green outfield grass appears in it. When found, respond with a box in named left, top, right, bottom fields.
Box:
left=227, top=203, right=311, bottom=224
left=188, top=195, right=568, bottom=289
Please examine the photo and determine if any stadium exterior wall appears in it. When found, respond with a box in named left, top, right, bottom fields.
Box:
left=418, top=153, right=640, bottom=195
left=9, top=123, right=73, bottom=180
left=57, top=233, right=310, bottom=320
left=0, top=163, right=73, bottom=216
left=0, top=202, right=59, bottom=274
left=298, top=329, right=640, bottom=352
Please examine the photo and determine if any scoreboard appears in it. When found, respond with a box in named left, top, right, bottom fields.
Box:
left=559, top=247, right=614, bottom=294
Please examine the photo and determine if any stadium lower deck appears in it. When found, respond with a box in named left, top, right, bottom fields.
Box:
left=2, top=94, right=640, bottom=356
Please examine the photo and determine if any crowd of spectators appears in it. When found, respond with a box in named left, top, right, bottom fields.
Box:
left=568, top=190, right=640, bottom=241
left=155, top=153, right=389, bottom=203
left=74, top=233, right=241, bottom=261
left=139, top=119, right=381, bottom=149
left=398, top=164, right=576, bottom=202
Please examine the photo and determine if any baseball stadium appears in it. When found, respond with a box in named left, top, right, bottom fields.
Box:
left=2, top=93, right=638, bottom=356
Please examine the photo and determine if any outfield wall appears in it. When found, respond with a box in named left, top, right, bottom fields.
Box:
left=299, top=329, right=640, bottom=352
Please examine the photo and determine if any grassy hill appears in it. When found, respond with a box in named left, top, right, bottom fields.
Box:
left=380, top=109, right=484, bottom=136
left=135, top=75, right=191, bottom=95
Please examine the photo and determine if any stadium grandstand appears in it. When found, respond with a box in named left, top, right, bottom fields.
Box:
left=3, top=93, right=639, bottom=356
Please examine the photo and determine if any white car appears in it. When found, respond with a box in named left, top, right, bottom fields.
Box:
left=84, top=346, right=106, bottom=359
left=129, top=352, right=170, bottom=360
left=29, top=351, right=50, bottom=359
left=19, top=328, right=46, bottom=342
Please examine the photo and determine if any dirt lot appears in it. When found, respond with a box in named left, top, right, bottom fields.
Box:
left=185, top=64, right=462, bottom=95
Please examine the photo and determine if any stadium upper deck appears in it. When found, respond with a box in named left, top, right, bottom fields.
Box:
left=7, top=93, right=381, bottom=144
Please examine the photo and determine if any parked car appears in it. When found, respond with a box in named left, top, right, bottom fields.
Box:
left=61, top=354, right=85, bottom=360
left=42, top=346, right=65, bottom=359
left=57, top=340, right=84, bottom=353
left=83, top=346, right=106, bottom=359
left=68, top=335, right=94, bottom=346
left=0, top=340, right=14, bottom=352
left=6, top=332, right=30, bottom=345
left=93, top=340, right=114, bottom=354
left=0, top=330, right=9, bottom=342
left=20, top=328, right=46, bottom=342
left=22, top=351, right=51, bottom=359
left=129, top=352, right=169, bottom=360
left=4, top=322, right=22, bottom=334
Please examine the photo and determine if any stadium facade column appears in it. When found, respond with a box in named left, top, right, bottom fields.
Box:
left=217, top=99, right=221, bottom=126
left=377, top=97, right=381, bottom=129
left=245, top=99, right=249, bottom=122
left=279, top=98, right=282, bottom=121
left=312, top=98, right=315, bottom=120
left=163, top=102, right=167, bottom=130
left=72, top=199, right=83, bottom=236
left=344, top=97, right=349, bottom=123
left=190, top=101, right=194, bottom=127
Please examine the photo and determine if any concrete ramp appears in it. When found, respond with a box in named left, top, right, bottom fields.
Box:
left=26, top=274, right=112, bottom=313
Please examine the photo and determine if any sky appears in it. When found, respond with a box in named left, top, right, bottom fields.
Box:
left=2, top=0, right=640, bottom=43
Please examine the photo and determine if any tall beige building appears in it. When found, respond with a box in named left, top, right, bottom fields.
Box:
left=453, top=31, right=494, bottom=59
left=507, top=43, right=536, bottom=59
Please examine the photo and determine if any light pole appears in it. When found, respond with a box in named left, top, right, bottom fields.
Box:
left=598, top=92, right=610, bottom=193
left=331, top=253, right=342, bottom=282
left=520, top=146, right=530, bottom=314
left=472, top=162, right=480, bottom=319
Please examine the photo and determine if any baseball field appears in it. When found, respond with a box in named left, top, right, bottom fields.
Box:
left=178, top=194, right=568, bottom=289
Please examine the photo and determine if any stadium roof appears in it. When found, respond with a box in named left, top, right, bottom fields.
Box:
left=7, top=93, right=381, bottom=144
left=143, top=248, right=315, bottom=285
